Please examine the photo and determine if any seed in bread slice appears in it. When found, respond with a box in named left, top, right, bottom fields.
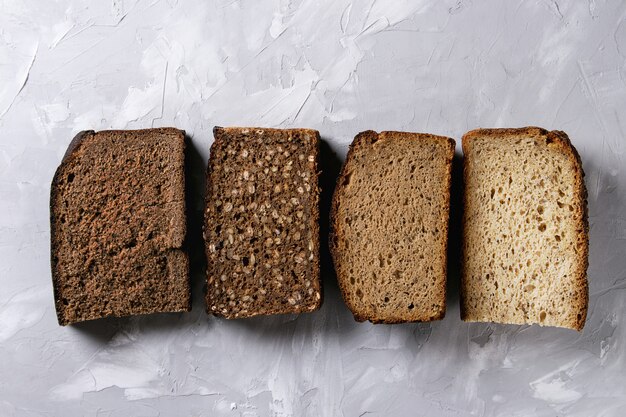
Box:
left=330, top=130, right=455, bottom=323
left=461, top=127, right=588, bottom=330
left=205, top=127, right=321, bottom=318
left=50, top=128, right=190, bottom=326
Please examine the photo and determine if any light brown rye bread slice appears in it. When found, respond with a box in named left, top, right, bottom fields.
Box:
left=330, top=130, right=455, bottom=323
left=204, top=127, right=322, bottom=318
left=50, top=128, right=190, bottom=326
left=461, top=127, right=589, bottom=330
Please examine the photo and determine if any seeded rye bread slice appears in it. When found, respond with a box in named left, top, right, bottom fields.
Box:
left=205, top=127, right=321, bottom=318
left=461, top=127, right=589, bottom=330
left=50, top=128, right=190, bottom=326
left=330, top=131, right=455, bottom=323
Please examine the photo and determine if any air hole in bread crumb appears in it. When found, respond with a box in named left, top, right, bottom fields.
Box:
left=537, top=206, right=544, bottom=214
left=356, top=289, right=363, bottom=299
left=408, top=303, right=414, bottom=310
left=67, top=173, right=75, bottom=183
left=539, top=311, right=547, bottom=322
left=538, top=223, right=546, bottom=232
left=555, top=235, right=561, bottom=242
left=384, top=296, right=389, bottom=303
left=342, top=173, right=352, bottom=186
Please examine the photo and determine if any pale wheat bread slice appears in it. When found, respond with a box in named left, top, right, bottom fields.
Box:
left=50, top=128, right=190, bottom=326
left=330, top=131, right=455, bottom=323
left=204, top=127, right=321, bottom=318
left=461, top=127, right=588, bottom=330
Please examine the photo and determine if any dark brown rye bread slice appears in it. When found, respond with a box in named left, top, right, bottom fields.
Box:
left=461, top=127, right=588, bottom=330
left=205, top=127, right=321, bottom=318
left=50, top=128, right=190, bottom=326
left=330, top=131, right=455, bottom=323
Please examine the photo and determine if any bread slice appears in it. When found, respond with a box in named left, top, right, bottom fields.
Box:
left=205, top=127, right=321, bottom=318
left=461, top=127, right=588, bottom=330
left=330, top=130, right=455, bottom=323
left=50, top=128, right=190, bottom=326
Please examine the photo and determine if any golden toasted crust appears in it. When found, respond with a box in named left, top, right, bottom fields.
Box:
left=461, top=127, right=588, bottom=331
left=330, top=130, right=455, bottom=324
left=545, top=130, right=589, bottom=330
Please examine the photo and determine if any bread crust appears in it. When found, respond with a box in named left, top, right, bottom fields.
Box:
left=205, top=127, right=322, bottom=318
left=50, top=130, right=95, bottom=325
left=461, top=127, right=588, bottom=330
left=330, top=130, right=455, bottom=324
left=50, top=128, right=190, bottom=326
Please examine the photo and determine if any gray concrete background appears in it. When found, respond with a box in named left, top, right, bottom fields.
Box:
left=1, top=0, right=625, bottom=415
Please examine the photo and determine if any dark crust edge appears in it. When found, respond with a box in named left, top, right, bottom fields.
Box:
left=51, top=130, right=95, bottom=325
left=205, top=127, right=322, bottom=318
left=214, top=126, right=320, bottom=137
left=460, top=127, right=589, bottom=331
left=546, top=130, right=589, bottom=331
left=50, top=128, right=190, bottom=326
left=329, top=130, right=455, bottom=324
left=178, top=132, right=192, bottom=312
left=309, top=130, right=323, bottom=312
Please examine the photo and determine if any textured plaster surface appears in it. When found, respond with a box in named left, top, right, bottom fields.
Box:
left=1, top=0, right=626, bottom=416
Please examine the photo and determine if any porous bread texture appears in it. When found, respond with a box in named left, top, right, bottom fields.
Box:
left=461, top=127, right=589, bottom=331
left=330, top=130, right=455, bottom=323
left=205, top=127, right=321, bottom=318
left=50, top=128, right=190, bottom=326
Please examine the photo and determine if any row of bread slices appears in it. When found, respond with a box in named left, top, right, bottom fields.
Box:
left=51, top=126, right=588, bottom=330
